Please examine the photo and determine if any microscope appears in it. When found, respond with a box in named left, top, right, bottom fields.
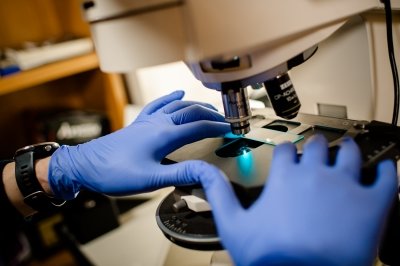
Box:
left=83, top=0, right=400, bottom=264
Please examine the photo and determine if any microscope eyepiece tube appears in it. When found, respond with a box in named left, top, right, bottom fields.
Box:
left=221, top=87, right=252, bottom=135
left=263, top=72, right=301, bottom=120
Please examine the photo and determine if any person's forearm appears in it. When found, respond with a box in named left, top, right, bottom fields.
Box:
left=2, top=157, right=52, bottom=217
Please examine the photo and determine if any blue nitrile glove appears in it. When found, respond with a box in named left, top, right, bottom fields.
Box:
left=49, top=90, right=230, bottom=199
left=198, top=135, right=398, bottom=266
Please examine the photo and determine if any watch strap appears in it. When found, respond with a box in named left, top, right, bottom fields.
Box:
left=15, top=152, right=38, bottom=197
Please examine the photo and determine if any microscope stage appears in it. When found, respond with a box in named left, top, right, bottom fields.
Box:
left=156, top=109, right=400, bottom=251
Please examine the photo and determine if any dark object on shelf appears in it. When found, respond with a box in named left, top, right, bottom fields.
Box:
left=24, top=109, right=110, bottom=145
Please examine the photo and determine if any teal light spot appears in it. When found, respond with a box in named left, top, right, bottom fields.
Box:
left=224, top=132, right=242, bottom=139
left=236, top=148, right=255, bottom=183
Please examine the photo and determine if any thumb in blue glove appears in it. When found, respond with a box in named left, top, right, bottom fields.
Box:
left=198, top=135, right=397, bottom=266
left=49, top=90, right=230, bottom=199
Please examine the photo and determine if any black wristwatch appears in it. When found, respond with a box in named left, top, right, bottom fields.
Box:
left=14, top=142, right=66, bottom=212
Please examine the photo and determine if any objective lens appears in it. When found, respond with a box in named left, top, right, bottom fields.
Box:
left=263, top=72, right=301, bottom=119
left=221, top=87, right=252, bottom=135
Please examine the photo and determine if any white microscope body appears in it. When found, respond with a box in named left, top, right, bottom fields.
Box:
left=84, top=0, right=399, bottom=131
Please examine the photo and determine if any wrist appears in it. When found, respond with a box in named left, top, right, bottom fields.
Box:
left=35, top=157, right=53, bottom=196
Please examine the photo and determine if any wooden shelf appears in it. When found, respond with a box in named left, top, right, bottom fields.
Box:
left=0, top=52, right=99, bottom=96
left=0, top=0, right=128, bottom=159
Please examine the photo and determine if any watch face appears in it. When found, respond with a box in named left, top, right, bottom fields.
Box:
left=15, top=142, right=60, bottom=159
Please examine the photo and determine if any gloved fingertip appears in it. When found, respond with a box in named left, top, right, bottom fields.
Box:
left=272, top=141, right=297, bottom=163
left=375, top=160, right=398, bottom=191
left=334, top=137, right=362, bottom=178
left=302, top=134, right=327, bottom=147
left=195, top=162, right=242, bottom=219
left=171, top=90, right=185, bottom=99
left=274, top=141, right=295, bottom=150
left=366, top=160, right=398, bottom=209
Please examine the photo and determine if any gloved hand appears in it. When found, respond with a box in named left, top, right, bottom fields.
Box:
left=198, top=135, right=398, bottom=266
left=49, top=90, right=230, bottom=199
